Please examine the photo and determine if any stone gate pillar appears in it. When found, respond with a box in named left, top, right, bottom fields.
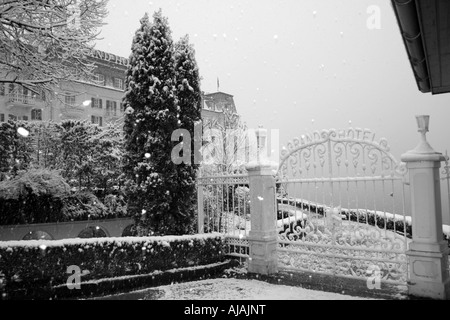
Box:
left=246, top=127, right=278, bottom=275
left=401, top=115, right=450, bottom=300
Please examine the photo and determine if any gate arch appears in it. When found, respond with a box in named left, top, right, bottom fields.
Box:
left=275, top=128, right=410, bottom=284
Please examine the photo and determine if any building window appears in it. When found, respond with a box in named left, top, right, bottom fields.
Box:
left=31, top=109, right=42, bottom=121
left=93, top=73, right=105, bottom=86
left=8, top=114, right=17, bottom=121
left=120, top=103, right=125, bottom=113
left=0, top=114, right=4, bottom=122
left=8, top=84, right=15, bottom=94
left=0, top=84, right=4, bottom=96
left=113, top=78, right=124, bottom=90
left=21, top=115, right=28, bottom=121
left=65, top=94, right=76, bottom=106
left=19, top=87, right=31, bottom=104
left=106, top=100, right=117, bottom=116
left=104, top=77, right=113, bottom=87
left=91, top=115, right=103, bottom=127
left=91, top=97, right=103, bottom=109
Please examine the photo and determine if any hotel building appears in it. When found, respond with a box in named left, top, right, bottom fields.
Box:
left=0, top=49, right=238, bottom=128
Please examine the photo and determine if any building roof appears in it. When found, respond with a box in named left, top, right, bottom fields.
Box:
left=204, top=92, right=234, bottom=97
left=392, top=0, right=450, bottom=94
left=88, top=49, right=129, bottom=70
left=201, top=91, right=237, bottom=114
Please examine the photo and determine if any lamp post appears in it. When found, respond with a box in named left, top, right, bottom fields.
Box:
left=255, top=125, right=267, bottom=163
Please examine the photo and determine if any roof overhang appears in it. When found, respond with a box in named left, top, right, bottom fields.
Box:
left=392, top=0, right=450, bottom=94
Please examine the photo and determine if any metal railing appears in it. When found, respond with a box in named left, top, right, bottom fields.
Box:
left=197, top=169, right=250, bottom=259
left=105, top=111, right=119, bottom=118
left=7, top=93, right=41, bottom=105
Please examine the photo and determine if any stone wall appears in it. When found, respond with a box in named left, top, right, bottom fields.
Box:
left=0, top=218, right=134, bottom=242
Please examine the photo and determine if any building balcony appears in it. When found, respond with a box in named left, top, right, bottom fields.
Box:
left=6, top=93, right=42, bottom=109
left=60, top=106, right=86, bottom=120
left=104, top=112, right=122, bottom=123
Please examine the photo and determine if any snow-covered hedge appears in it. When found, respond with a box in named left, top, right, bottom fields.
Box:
left=0, top=169, right=70, bottom=225
left=278, top=197, right=412, bottom=235
left=0, top=169, right=127, bottom=225
left=277, top=197, right=450, bottom=245
left=0, top=233, right=225, bottom=295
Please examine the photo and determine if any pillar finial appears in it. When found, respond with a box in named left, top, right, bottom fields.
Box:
left=402, top=116, right=445, bottom=162
left=412, top=115, right=438, bottom=154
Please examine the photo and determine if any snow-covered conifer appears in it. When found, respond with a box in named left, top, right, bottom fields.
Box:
left=123, top=10, right=200, bottom=235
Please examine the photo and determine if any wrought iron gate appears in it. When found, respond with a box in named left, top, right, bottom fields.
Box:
left=276, top=128, right=411, bottom=285
left=197, top=167, right=250, bottom=259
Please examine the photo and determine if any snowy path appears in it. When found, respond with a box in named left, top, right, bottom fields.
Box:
left=95, top=278, right=377, bottom=300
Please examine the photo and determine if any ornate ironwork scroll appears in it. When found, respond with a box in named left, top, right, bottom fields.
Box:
left=276, top=128, right=409, bottom=284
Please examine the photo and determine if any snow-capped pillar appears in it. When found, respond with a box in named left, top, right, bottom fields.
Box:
left=401, top=115, right=450, bottom=300
left=246, top=127, right=278, bottom=275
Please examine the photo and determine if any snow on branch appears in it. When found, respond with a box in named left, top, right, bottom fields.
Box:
left=0, top=0, right=108, bottom=98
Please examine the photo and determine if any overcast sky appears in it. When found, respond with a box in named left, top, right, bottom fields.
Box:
left=95, top=0, right=450, bottom=163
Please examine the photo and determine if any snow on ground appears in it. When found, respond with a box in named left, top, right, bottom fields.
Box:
left=97, top=278, right=377, bottom=300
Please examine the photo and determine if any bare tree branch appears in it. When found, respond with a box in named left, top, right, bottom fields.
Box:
left=0, top=0, right=109, bottom=100
left=202, top=108, right=250, bottom=174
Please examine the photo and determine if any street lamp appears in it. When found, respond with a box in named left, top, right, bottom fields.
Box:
left=256, top=125, right=267, bottom=162
left=413, top=115, right=437, bottom=154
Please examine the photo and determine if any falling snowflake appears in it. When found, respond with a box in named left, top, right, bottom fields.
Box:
left=17, top=127, right=29, bottom=137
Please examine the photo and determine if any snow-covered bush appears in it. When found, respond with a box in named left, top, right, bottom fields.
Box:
left=57, top=120, right=124, bottom=198
left=340, top=209, right=412, bottom=238
left=0, top=120, right=34, bottom=181
left=0, top=169, right=129, bottom=226
left=28, top=121, right=63, bottom=171
left=1, top=120, right=124, bottom=202
left=200, top=184, right=251, bottom=233
left=61, top=192, right=109, bottom=221
left=0, top=234, right=225, bottom=298
left=87, top=123, right=125, bottom=199
left=234, top=186, right=250, bottom=218
left=103, top=194, right=128, bottom=217
left=0, top=169, right=70, bottom=225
